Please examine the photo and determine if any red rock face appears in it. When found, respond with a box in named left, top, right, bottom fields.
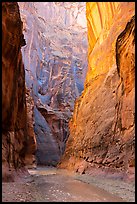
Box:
left=113, top=15, right=135, bottom=168
left=18, top=2, right=88, bottom=165
left=2, top=2, right=36, bottom=181
left=59, top=3, right=135, bottom=176
left=25, top=88, right=37, bottom=168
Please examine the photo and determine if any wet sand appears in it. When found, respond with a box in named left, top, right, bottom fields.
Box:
left=2, top=167, right=135, bottom=202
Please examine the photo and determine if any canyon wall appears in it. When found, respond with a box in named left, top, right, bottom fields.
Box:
left=18, top=2, right=88, bottom=166
left=2, top=2, right=36, bottom=181
left=59, top=2, right=135, bottom=175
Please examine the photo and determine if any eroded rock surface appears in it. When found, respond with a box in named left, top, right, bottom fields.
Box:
left=18, top=2, right=88, bottom=165
left=25, top=88, right=37, bottom=168
left=2, top=2, right=36, bottom=181
left=59, top=2, right=135, bottom=176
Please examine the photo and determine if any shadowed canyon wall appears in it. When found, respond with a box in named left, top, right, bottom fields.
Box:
left=59, top=2, right=135, bottom=175
left=18, top=2, right=88, bottom=166
left=2, top=2, right=36, bottom=181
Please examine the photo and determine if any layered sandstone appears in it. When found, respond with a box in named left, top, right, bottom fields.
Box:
left=59, top=2, right=135, bottom=176
left=18, top=2, right=88, bottom=165
left=2, top=2, right=36, bottom=181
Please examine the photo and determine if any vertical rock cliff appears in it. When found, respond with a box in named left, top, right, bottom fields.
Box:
left=18, top=2, right=88, bottom=166
left=2, top=2, right=36, bottom=181
left=59, top=2, right=135, bottom=176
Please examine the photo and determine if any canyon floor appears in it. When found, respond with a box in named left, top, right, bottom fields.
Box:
left=2, top=166, right=135, bottom=202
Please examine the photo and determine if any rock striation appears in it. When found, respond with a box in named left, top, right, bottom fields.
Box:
left=59, top=2, right=135, bottom=176
left=18, top=2, right=88, bottom=165
left=2, top=2, right=36, bottom=181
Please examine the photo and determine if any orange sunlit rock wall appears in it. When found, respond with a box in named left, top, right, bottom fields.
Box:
left=2, top=2, right=36, bottom=181
left=59, top=2, right=135, bottom=175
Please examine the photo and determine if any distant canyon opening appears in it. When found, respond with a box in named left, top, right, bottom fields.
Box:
left=18, top=2, right=88, bottom=167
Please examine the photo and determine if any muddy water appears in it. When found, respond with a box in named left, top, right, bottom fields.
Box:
left=27, top=167, right=124, bottom=202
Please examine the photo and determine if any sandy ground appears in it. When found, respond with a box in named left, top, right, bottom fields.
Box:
left=74, top=172, right=135, bottom=202
left=2, top=167, right=135, bottom=202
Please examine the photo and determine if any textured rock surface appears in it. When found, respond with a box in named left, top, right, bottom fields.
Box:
left=59, top=2, right=135, bottom=175
left=2, top=2, right=36, bottom=181
left=113, top=15, right=135, bottom=169
left=25, top=88, right=37, bottom=168
left=18, top=2, right=88, bottom=165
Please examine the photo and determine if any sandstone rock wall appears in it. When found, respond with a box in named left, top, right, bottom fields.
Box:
left=18, top=2, right=88, bottom=165
left=25, top=88, right=37, bottom=168
left=2, top=2, right=36, bottom=181
left=59, top=2, right=135, bottom=175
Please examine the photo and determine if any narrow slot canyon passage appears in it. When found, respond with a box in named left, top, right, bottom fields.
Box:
left=2, top=2, right=135, bottom=202
left=18, top=2, right=88, bottom=167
